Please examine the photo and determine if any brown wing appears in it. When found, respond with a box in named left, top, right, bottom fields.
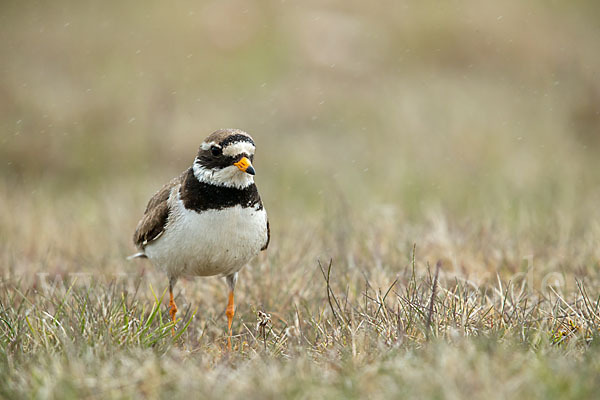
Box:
left=261, top=219, right=270, bottom=251
left=133, top=171, right=187, bottom=250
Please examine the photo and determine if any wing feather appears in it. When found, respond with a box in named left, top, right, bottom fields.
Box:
left=261, top=219, right=270, bottom=251
left=132, top=171, right=186, bottom=250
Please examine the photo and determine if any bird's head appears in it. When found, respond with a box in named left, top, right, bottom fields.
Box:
left=193, top=129, right=257, bottom=188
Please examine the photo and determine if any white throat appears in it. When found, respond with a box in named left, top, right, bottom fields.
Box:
left=193, top=159, right=255, bottom=189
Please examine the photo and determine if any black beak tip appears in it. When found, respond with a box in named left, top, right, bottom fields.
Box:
left=246, top=166, right=256, bottom=175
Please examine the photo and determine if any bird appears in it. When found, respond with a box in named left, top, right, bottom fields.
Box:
left=129, top=129, right=270, bottom=349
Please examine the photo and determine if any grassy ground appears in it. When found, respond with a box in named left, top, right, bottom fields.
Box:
left=2, top=0, right=600, bottom=398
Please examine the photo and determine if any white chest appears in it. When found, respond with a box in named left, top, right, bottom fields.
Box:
left=144, top=199, right=268, bottom=278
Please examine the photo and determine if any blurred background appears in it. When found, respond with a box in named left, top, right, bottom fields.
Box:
left=1, top=0, right=600, bottom=281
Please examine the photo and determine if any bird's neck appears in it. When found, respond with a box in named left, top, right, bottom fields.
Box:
left=192, top=159, right=255, bottom=189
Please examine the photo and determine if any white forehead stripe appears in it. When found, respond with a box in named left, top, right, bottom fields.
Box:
left=223, top=141, right=255, bottom=157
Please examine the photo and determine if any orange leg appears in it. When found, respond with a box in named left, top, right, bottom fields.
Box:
left=169, top=285, right=178, bottom=336
left=226, top=290, right=235, bottom=350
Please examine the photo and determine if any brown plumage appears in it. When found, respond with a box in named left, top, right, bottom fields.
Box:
left=133, top=172, right=185, bottom=249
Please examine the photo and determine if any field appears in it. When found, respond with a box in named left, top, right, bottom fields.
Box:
left=2, top=0, right=600, bottom=398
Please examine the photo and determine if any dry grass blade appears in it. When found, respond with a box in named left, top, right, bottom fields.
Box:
left=426, top=261, right=442, bottom=336
left=318, top=259, right=346, bottom=328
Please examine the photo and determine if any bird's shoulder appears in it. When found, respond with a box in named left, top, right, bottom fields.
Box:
left=132, top=169, right=188, bottom=249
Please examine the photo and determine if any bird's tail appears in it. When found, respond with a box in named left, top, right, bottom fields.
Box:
left=126, top=252, right=147, bottom=261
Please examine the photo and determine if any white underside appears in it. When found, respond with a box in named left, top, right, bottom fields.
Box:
left=144, top=187, right=268, bottom=279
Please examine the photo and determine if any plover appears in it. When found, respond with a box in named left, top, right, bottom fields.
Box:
left=129, top=129, right=269, bottom=348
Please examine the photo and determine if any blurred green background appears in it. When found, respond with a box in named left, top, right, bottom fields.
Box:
left=3, top=5, right=600, bottom=396
left=1, top=0, right=600, bottom=250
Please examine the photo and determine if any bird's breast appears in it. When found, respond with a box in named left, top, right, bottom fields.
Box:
left=144, top=200, right=268, bottom=278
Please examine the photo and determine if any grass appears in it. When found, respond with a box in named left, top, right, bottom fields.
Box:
left=2, top=256, right=600, bottom=398
left=2, top=208, right=600, bottom=398
left=2, top=0, right=600, bottom=398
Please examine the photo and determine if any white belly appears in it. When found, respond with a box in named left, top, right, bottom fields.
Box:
left=144, top=199, right=268, bottom=278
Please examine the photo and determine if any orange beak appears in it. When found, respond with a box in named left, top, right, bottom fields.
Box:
left=233, top=157, right=255, bottom=175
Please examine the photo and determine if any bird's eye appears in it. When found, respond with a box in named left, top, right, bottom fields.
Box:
left=211, top=146, right=222, bottom=156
